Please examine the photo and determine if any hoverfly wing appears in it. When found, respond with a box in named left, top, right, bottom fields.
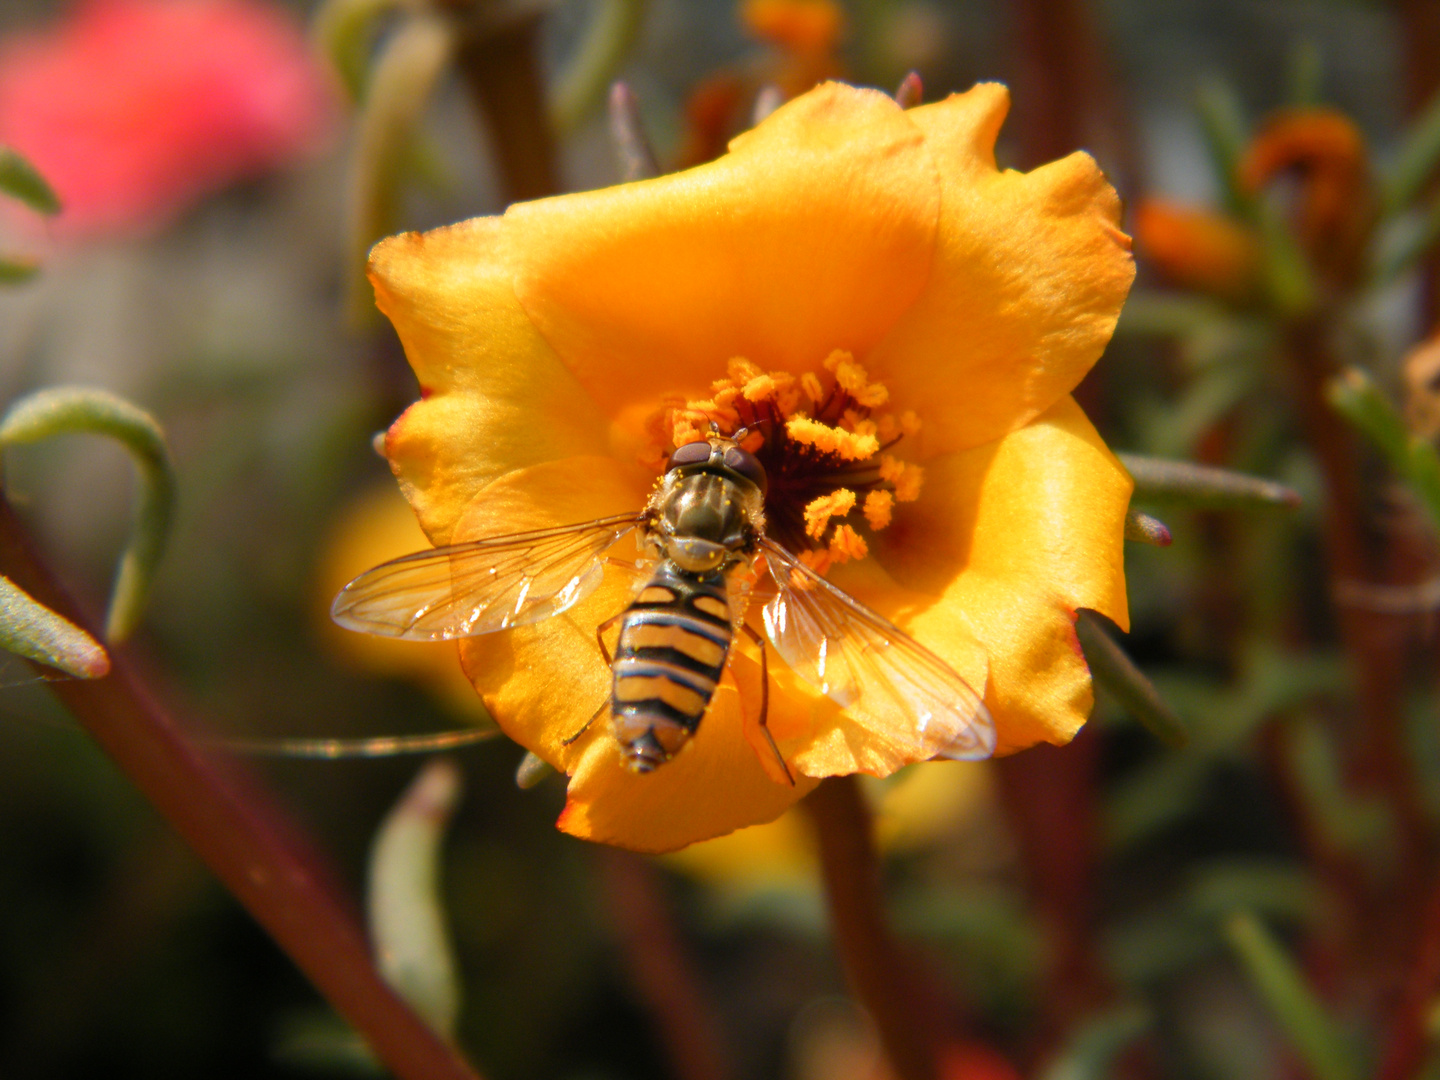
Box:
left=758, top=539, right=995, bottom=761
left=332, top=513, right=645, bottom=640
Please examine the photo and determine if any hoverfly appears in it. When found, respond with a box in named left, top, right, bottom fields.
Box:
left=331, top=431, right=995, bottom=779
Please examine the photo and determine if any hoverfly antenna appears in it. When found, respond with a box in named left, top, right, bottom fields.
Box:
left=708, top=420, right=722, bottom=434
left=732, top=425, right=749, bottom=441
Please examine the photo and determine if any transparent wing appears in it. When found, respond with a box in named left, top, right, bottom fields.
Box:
left=332, top=514, right=644, bottom=640
left=759, top=538, right=995, bottom=761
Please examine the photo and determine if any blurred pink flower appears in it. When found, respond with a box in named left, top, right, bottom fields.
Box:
left=0, top=0, right=337, bottom=238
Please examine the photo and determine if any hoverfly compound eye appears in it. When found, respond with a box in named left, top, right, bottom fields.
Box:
left=666, top=440, right=714, bottom=472
left=722, top=446, right=767, bottom=493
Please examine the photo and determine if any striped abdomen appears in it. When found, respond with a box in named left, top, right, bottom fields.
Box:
left=612, top=566, right=733, bottom=772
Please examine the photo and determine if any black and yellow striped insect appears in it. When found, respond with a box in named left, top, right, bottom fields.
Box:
left=331, top=432, right=995, bottom=778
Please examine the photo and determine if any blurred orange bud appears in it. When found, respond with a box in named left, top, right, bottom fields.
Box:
left=939, top=1041, right=1023, bottom=1080
left=675, top=73, right=748, bottom=169
left=742, top=0, right=845, bottom=56
left=1403, top=332, right=1440, bottom=441
left=1133, top=199, right=1263, bottom=302
left=1240, top=108, right=1371, bottom=282
left=677, top=0, right=846, bottom=167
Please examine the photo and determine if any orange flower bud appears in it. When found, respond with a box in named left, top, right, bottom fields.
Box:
left=1133, top=199, right=1262, bottom=302
left=1240, top=108, right=1372, bottom=283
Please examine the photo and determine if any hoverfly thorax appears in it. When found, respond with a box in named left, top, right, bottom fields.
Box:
left=646, top=436, right=767, bottom=574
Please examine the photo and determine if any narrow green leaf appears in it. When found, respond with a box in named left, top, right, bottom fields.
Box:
left=1372, top=199, right=1440, bottom=287
left=312, top=0, right=408, bottom=102
left=1281, top=718, right=1394, bottom=862
left=607, top=82, right=659, bottom=182
left=1076, top=610, right=1187, bottom=748
left=1039, top=1004, right=1151, bottom=1080
left=1124, top=508, right=1172, bottom=546
left=271, top=1011, right=385, bottom=1076
left=0, top=387, right=175, bottom=642
left=0, top=574, right=109, bottom=678
left=367, top=758, right=463, bottom=1039
left=550, top=0, right=649, bottom=135
left=1119, top=452, right=1303, bottom=510
left=894, top=71, right=923, bottom=109
left=0, top=147, right=60, bottom=215
left=1255, top=199, right=1319, bottom=316
left=515, top=750, right=554, bottom=789
left=1383, top=81, right=1440, bottom=216
left=0, top=256, right=39, bottom=284
left=344, top=12, right=454, bottom=326
left=1285, top=40, right=1323, bottom=107
left=1326, top=366, right=1440, bottom=530
left=1224, top=912, right=1359, bottom=1080
left=1196, top=79, right=1255, bottom=219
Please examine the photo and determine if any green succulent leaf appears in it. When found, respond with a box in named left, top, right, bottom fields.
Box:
left=0, top=147, right=60, bottom=215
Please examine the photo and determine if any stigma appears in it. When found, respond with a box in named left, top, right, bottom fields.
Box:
left=642, top=349, right=925, bottom=574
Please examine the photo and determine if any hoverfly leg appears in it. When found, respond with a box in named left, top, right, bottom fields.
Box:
left=594, top=609, right=624, bottom=666
left=562, top=698, right=610, bottom=747
left=561, top=611, right=625, bottom=748
left=741, top=622, right=794, bottom=786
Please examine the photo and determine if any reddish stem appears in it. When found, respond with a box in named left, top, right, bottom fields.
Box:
left=450, top=10, right=560, bottom=203
left=1377, top=866, right=1440, bottom=1080
left=596, top=850, right=732, bottom=1080
left=802, top=775, right=947, bottom=1080
left=995, top=729, right=1110, bottom=1060
left=0, top=496, right=482, bottom=1080
left=1282, top=323, right=1428, bottom=868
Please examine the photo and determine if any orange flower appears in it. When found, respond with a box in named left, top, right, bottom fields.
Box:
left=367, top=82, right=1133, bottom=852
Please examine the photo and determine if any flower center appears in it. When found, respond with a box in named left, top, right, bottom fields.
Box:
left=641, top=349, right=924, bottom=574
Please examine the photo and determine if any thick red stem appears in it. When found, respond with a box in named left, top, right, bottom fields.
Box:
left=0, top=497, right=482, bottom=1080
left=995, top=728, right=1110, bottom=1060
left=450, top=11, right=560, bottom=203
left=802, top=775, right=948, bottom=1080
left=596, top=850, right=732, bottom=1080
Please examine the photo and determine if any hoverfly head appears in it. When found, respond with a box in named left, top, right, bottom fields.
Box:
left=664, top=432, right=768, bottom=495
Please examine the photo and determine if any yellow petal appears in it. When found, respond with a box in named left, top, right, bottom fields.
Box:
left=504, top=82, right=940, bottom=431
left=874, top=395, right=1131, bottom=753
left=866, top=84, right=1135, bottom=457
left=370, top=218, right=610, bottom=545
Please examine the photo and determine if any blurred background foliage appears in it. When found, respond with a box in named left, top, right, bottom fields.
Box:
left=3, top=0, right=1440, bottom=1078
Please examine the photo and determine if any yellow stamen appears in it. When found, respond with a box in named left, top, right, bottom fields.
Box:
left=727, top=356, right=763, bottom=383
left=880, top=455, right=924, bottom=502
left=829, top=524, right=868, bottom=563
left=797, top=547, right=832, bottom=579
left=672, top=418, right=702, bottom=446
left=863, top=489, right=894, bottom=530
left=804, top=488, right=856, bottom=539
left=800, top=371, right=824, bottom=404
left=786, top=416, right=879, bottom=461
left=824, top=349, right=888, bottom=408
left=643, top=350, right=927, bottom=577
left=841, top=408, right=877, bottom=438
left=743, top=372, right=796, bottom=403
